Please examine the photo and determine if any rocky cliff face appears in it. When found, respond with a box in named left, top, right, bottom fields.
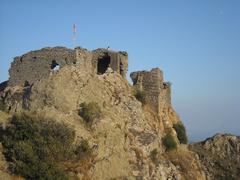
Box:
left=190, top=134, right=240, bottom=180
left=0, top=46, right=239, bottom=180
left=26, top=65, right=204, bottom=179
left=0, top=66, right=205, bottom=179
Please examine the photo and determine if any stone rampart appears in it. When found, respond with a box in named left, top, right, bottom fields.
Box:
left=8, top=47, right=128, bottom=86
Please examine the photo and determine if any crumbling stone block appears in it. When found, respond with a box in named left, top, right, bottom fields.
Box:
left=130, top=68, right=171, bottom=115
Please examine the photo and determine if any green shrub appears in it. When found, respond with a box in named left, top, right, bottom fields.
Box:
left=150, top=148, right=160, bottom=165
left=78, top=102, right=102, bottom=126
left=173, top=123, right=188, bottom=144
left=0, top=112, right=76, bottom=179
left=75, top=139, right=92, bottom=158
left=162, top=133, right=177, bottom=151
left=134, top=90, right=146, bottom=105
left=0, top=97, right=6, bottom=111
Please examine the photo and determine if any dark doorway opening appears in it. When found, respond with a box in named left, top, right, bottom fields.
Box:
left=97, top=55, right=110, bottom=74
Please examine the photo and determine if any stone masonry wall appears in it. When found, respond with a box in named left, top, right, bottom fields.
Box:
left=9, top=47, right=75, bottom=86
left=130, top=68, right=171, bottom=115
left=75, top=47, right=93, bottom=72
left=91, top=49, right=128, bottom=78
left=8, top=47, right=128, bottom=87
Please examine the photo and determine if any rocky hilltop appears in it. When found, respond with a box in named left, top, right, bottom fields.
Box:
left=190, top=134, right=240, bottom=180
left=0, top=46, right=239, bottom=180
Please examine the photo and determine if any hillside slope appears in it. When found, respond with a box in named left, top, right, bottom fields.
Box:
left=1, top=64, right=205, bottom=179
left=2, top=46, right=239, bottom=179
left=28, top=65, right=205, bottom=179
left=190, top=134, right=240, bottom=180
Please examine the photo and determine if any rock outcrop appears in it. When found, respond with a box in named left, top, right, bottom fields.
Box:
left=130, top=68, right=177, bottom=132
left=27, top=65, right=203, bottom=179
left=190, top=134, right=240, bottom=180
left=1, top=65, right=205, bottom=179
left=0, top=46, right=238, bottom=180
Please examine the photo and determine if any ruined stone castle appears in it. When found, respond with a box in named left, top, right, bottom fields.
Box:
left=1, top=46, right=236, bottom=180
left=9, top=47, right=128, bottom=86
left=6, top=46, right=171, bottom=115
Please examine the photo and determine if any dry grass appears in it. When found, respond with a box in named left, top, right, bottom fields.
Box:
left=0, top=171, right=24, bottom=180
left=64, top=154, right=97, bottom=180
left=0, top=111, right=10, bottom=124
left=164, top=145, right=204, bottom=180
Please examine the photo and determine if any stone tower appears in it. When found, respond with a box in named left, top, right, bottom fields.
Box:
left=130, top=68, right=171, bottom=115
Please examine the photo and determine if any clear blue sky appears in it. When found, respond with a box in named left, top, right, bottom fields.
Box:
left=0, top=0, right=239, bottom=142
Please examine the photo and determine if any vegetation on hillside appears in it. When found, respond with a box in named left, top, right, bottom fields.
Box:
left=75, top=139, right=92, bottom=158
left=0, top=90, right=11, bottom=111
left=173, top=123, right=188, bottom=144
left=0, top=99, right=5, bottom=111
left=150, top=148, right=160, bottom=165
left=78, top=102, right=102, bottom=126
left=162, top=133, right=177, bottom=151
left=0, top=112, right=93, bottom=179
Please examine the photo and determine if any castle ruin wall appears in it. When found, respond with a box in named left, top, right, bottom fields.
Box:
left=8, top=47, right=128, bottom=87
left=9, top=47, right=75, bottom=86
left=130, top=68, right=171, bottom=115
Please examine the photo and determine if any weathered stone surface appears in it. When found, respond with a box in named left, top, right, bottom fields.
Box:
left=0, top=81, right=8, bottom=107
left=9, top=47, right=75, bottom=86
left=0, top=46, right=207, bottom=179
left=138, top=132, right=156, bottom=145
left=0, top=81, right=8, bottom=93
left=91, top=48, right=128, bottom=78
left=1, top=46, right=239, bottom=180
left=20, top=65, right=202, bottom=179
left=130, top=68, right=171, bottom=115
left=190, top=134, right=240, bottom=180
left=0, top=84, right=32, bottom=113
left=8, top=47, right=128, bottom=87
